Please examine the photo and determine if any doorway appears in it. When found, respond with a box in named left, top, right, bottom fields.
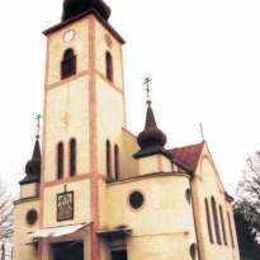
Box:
left=111, top=250, right=128, bottom=260
left=52, top=241, right=84, bottom=260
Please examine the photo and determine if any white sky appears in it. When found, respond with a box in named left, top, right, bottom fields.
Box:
left=1, top=0, right=260, bottom=195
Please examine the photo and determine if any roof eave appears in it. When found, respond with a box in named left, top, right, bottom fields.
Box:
left=43, top=9, right=126, bottom=44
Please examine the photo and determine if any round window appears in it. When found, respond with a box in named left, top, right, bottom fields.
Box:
left=129, top=191, right=144, bottom=210
left=26, top=209, right=38, bottom=225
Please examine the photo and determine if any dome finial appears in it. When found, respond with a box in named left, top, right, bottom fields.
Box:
left=19, top=114, right=42, bottom=185
left=144, top=76, right=152, bottom=106
left=62, top=0, right=111, bottom=22
left=35, top=113, right=42, bottom=140
left=133, top=78, right=169, bottom=159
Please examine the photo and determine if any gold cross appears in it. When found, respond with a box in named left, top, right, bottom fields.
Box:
left=144, top=76, right=152, bottom=103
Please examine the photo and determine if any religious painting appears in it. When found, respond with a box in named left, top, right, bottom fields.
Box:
left=57, top=190, right=74, bottom=222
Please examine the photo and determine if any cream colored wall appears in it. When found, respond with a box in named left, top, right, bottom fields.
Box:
left=44, top=77, right=90, bottom=182
left=121, top=129, right=138, bottom=179
left=138, top=155, right=172, bottom=175
left=226, top=202, right=240, bottom=260
left=13, top=199, right=39, bottom=260
left=95, top=72, right=125, bottom=177
left=102, top=174, right=197, bottom=260
left=46, top=19, right=89, bottom=86
left=20, top=183, right=39, bottom=199
left=94, top=18, right=126, bottom=178
left=192, top=144, right=240, bottom=260
left=94, top=20, right=124, bottom=90
left=43, top=179, right=91, bottom=228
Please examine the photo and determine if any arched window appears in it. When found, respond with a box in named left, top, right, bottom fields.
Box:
left=106, top=140, right=111, bottom=179
left=114, top=144, right=120, bottom=180
left=106, top=51, right=113, bottom=81
left=69, top=138, right=77, bottom=177
left=219, top=205, right=227, bottom=246
left=57, top=142, right=64, bottom=180
left=61, top=48, right=76, bottom=79
left=211, top=197, right=222, bottom=245
left=205, top=198, right=214, bottom=244
left=227, top=212, right=235, bottom=248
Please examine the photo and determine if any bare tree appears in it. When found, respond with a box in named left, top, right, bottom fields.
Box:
left=237, top=151, right=260, bottom=230
left=0, top=178, right=13, bottom=260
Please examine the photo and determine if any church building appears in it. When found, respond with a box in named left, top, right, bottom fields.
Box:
left=13, top=1, right=240, bottom=260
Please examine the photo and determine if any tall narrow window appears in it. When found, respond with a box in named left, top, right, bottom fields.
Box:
left=219, top=205, right=228, bottom=246
left=106, top=51, right=113, bottom=81
left=114, top=144, right=120, bottom=180
left=70, top=138, right=77, bottom=177
left=106, top=140, right=111, bottom=179
left=61, top=48, right=76, bottom=79
left=205, top=198, right=214, bottom=244
left=57, top=142, right=64, bottom=180
left=211, top=197, right=222, bottom=245
left=227, top=212, right=235, bottom=248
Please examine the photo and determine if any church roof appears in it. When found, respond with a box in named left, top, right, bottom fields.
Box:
left=20, top=138, right=42, bottom=185
left=62, top=0, right=111, bottom=22
left=134, top=102, right=170, bottom=159
left=169, top=142, right=204, bottom=172
left=43, top=9, right=125, bottom=44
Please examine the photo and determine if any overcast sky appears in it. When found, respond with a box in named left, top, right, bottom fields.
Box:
left=1, top=0, right=260, bottom=195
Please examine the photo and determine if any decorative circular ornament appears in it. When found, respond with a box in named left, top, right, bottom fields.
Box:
left=129, top=191, right=144, bottom=210
left=26, top=209, right=38, bottom=225
left=64, top=30, right=76, bottom=43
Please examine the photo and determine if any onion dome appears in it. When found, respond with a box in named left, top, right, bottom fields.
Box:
left=20, top=138, right=41, bottom=185
left=134, top=102, right=169, bottom=159
left=62, top=0, right=111, bottom=22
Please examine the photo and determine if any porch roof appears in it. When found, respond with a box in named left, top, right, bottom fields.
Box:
left=30, top=223, right=90, bottom=242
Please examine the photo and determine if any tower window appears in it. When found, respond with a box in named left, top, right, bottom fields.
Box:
left=219, top=205, right=228, bottom=246
left=205, top=198, right=214, bottom=244
left=61, top=48, right=76, bottom=79
left=106, top=51, right=113, bottom=81
left=227, top=212, right=235, bottom=248
left=211, top=197, right=222, bottom=245
left=69, top=138, right=77, bottom=177
left=57, top=142, right=64, bottom=180
left=114, top=144, right=120, bottom=180
left=106, top=140, right=111, bottom=179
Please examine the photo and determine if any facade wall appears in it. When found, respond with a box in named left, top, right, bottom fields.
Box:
left=13, top=199, right=40, bottom=260
left=43, top=179, right=91, bottom=228
left=94, top=20, right=124, bottom=91
left=121, top=129, right=139, bottom=179
left=192, top=145, right=240, bottom=260
left=103, top=174, right=197, bottom=260
left=46, top=19, right=90, bottom=86
left=95, top=76, right=125, bottom=176
left=44, top=77, right=90, bottom=183
left=93, top=18, right=126, bottom=178
left=138, top=155, right=172, bottom=176
left=20, top=183, right=39, bottom=198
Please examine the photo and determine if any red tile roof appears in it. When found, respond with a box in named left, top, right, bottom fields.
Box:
left=169, top=142, right=204, bottom=172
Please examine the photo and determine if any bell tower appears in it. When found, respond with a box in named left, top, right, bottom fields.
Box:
left=40, top=0, right=126, bottom=258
